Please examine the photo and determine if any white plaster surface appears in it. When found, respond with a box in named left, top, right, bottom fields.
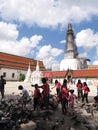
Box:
left=60, top=58, right=81, bottom=70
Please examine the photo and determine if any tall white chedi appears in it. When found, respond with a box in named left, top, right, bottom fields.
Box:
left=60, top=23, right=89, bottom=70
left=31, top=61, right=43, bottom=85
left=24, top=63, right=31, bottom=83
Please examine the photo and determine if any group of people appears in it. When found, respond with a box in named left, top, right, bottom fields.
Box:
left=18, top=77, right=50, bottom=111
left=1, top=75, right=98, bottom=114
left=18, top=77, right=76, bottom=115
left=53, top=78, right=76, bottom=115
left=76, top=79, right=90, bottom=103
left=53, top=78, right=98, bottom=114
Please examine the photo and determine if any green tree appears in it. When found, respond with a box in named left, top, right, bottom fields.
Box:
left=19, top=74, right=25, bottom=81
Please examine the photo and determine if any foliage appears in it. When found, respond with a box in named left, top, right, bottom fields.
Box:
left=19, top=74, right=25, bottom=81
left=96, top=77, right=98, bottom=80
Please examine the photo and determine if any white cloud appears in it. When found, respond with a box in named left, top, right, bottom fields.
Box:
left=51, top=48, right=63, bottom=57
left=0, top=0, right=98, bottom=28
left=0, top=21, right=62, bottom=69
left=97, top=46, right=98, bottom=56
left=78, top=52, right=88, bottom=58
left=0, top=22, right=18, bottom=40
left=0, top=21, right=43, bottom=56
left=60, top=40, right=66, bottom=44
left=52, top=63, right=60, bottom=71
left=92, top=46, right=98, bottom=65
left=0, top=0, right=98, bottom=70
left=76, top=29, right=98, bottom=51
left=36, top=45, right=63, bottom=69
left=30, top=35, right=43, bottom=48
left=93, top=60, right=98, bottom=65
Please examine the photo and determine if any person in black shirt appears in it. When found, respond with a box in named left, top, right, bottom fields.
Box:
left=0, top=75, right=6, bottom=99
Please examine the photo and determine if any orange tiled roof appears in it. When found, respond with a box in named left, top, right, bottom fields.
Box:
left=88, top=65, right=98, bottom=69
left=43, top=69, right=98, bottom=78
left=0, top=52, right=46, bottom=71
left=43, top=71, right=67, bottom=78
left=72, top=69, right=98, bottom=77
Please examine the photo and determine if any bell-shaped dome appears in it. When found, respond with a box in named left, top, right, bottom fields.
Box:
left=60, top=58, right=81, bottom=70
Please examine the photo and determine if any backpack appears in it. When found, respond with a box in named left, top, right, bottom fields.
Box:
left=87, top=86, right=90, bottom=92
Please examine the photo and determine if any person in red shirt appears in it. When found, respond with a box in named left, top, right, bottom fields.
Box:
left=82, top=82, right=89, bottom=103
left=33, top=84, right=41, bottom=110
left=41, top=78, right=50, bottom=110
left=52, top=80, right=61, bottom=95
left=76, top=79, right=83, bottom=100
left=61, top=79, right=69, bottom=114
left=67, top=89, right=76, bottom=115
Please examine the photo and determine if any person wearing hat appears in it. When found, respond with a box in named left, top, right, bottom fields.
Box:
left=0, top=75, right=6, bottom=99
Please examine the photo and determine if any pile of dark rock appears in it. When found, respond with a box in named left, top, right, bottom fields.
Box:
left=0, top=95, right=98, bottom=130
left=0, top=95, right=58, bottom=130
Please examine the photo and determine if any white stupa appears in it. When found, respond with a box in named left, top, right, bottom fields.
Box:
left=31, top=61, right=43, bottom=85
left=60, top=23, right=89, bottom=71
left=24, top=63, right=31, bottom=83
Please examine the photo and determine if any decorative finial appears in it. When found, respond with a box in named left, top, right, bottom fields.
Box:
left=68, top=23, right=72, bottom=30
left=36, top=61, right=39, bottom=71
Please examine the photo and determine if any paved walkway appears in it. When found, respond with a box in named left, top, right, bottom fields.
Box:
left=3, top=81, right=97, bottom=97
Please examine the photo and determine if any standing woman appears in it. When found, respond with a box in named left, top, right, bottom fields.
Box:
left=76, top=79, right=83, bottom=100
left=52, top=80, right=61, bottom=95
left=61, top=79, right=69, bottom=114
left=41, top=78, right=50, bottom=110
left=82, top=82, right=89, bottom=103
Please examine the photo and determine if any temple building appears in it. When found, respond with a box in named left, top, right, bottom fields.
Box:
left=0, top=52, right=45, bottom=81
left=60, top=23, right=90, bottom=70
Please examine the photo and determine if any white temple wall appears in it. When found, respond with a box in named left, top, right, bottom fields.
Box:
left=52, top=77, right=95, bottom=86
left=0, top=68, right=26, bottom=81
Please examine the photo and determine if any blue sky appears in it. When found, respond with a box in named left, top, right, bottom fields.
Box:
left=0, top=0, right=98, bottom=70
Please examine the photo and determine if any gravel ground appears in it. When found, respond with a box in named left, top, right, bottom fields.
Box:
left=0, top=81, right=98, bottom=130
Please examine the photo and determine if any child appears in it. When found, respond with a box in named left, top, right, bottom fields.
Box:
left=67, top=89, right=76, bottom=115
left=18, top=85, right=29, bottom=106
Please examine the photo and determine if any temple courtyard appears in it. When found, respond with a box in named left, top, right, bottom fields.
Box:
left=3, top=81, right=97, bottom=97
left=0, top=81, right=98, bottom=130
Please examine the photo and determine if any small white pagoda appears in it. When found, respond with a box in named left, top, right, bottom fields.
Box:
left=30, top=61, right=43, bottom=85
left=24, top=61, right=43, bottom=84
left=24, top=63, right=31, bottom=83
